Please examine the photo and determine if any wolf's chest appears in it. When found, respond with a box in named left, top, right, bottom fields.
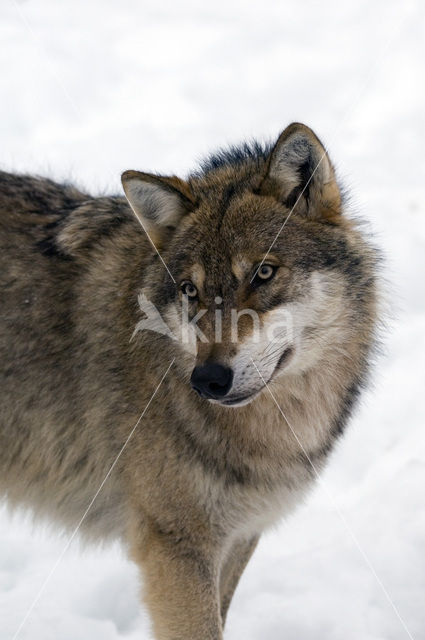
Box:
left=214, top=466, right=313, bottom=540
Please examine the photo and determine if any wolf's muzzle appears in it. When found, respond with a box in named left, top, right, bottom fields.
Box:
left=190, top=362, right=233, bottom=400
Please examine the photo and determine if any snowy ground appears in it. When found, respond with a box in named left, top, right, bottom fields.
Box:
left=1, top=1, right=424, bottom=638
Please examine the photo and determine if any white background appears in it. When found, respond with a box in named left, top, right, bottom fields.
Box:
left=0, top=1, right=424, bottom=638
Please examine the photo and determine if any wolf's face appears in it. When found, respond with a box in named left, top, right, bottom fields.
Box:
left=123, top=124, right=373, bottom=407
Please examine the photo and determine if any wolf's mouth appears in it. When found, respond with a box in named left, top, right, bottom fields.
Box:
left=214, top=393, right=258, bottom=407
left=208, top=347, right=294, bottom=408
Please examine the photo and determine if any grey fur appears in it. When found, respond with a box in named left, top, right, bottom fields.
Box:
left=0, top=123, right=380, bottom=639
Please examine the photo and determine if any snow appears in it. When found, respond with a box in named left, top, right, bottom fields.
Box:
left=1, top=0, right=424, bottom=638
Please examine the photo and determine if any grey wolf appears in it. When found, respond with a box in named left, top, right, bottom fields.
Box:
left=0, top=123, right=379, bottom=639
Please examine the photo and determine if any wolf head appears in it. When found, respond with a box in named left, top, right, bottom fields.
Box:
left=122, top=123, right=377, bottom=408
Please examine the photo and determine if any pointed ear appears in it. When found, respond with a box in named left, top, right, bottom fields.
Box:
left=121, top=170, right=195, bottom=244
left=259, top=123, right=342, bottom=222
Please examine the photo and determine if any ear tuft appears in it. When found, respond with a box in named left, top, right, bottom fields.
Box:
left=121, top=170, right=194, bottom=243
left=260, top=123, right=341, bottom=222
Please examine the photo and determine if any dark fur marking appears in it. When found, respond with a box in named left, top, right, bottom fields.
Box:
left=193, top=140, right=273, bottom=177
left=294, top=374, right=366, bottom=475
left=331, top=376, right=365, bottom=439
left=215, top=184, right=238, bottom=232
left=285, top=155, right=314, bottom=209
left=36, top=235, right=70, bottom=258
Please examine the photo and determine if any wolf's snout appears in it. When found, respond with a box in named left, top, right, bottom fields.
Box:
left=190, top=362, right=233, bottom=400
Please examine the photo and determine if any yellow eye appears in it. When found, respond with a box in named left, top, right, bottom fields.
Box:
left=181, top=281, right=198, bottom=298
left=257, top=264, right=275, bottom=281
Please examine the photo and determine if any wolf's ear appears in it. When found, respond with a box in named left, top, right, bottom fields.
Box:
left=121, top=170, right=195, bottom=244
left=260, top=123, right=341, bottom=222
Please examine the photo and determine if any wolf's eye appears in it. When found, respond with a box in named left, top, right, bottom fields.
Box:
left=181, top=281, right=198, bottom=299
left=252, top=264, right=276, bottom=285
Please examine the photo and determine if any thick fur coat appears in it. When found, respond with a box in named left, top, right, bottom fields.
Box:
left=0, top=123, right=379, bottom=639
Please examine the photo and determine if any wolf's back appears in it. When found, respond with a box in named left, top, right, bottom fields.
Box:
left=0, top=172, right=82, bottom=436
left=0, top=173, right=132, bottom=528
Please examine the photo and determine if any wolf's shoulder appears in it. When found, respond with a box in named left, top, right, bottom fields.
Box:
left=0, top=170, right=87, bottom=215
left=55, top=194, right=137, bottom=257
left=0, top=171, right=138, bottom=258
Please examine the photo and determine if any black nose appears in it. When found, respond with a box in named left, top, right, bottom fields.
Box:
left=190, top=362, right=234, bottom=399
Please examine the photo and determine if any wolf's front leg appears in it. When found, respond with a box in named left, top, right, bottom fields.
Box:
left=219, top=535, right=259, bottom=626
left=130, top=522, right=223, bottom=640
